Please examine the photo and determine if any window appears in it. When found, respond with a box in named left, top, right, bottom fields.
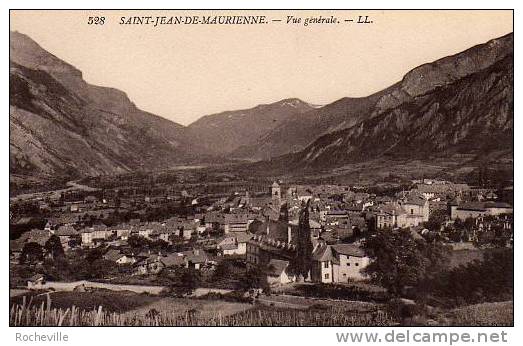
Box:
left=411, top=209, right=414, bottom=215
left=355, top=263, right=359, bottom=266
left=324, top=262, right=329, bottom=268
left=347, top=263, right=351, bottom=266
left=324, top=273, right=329, bottom=279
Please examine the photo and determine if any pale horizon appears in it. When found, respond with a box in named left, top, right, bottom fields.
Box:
left=10, top=10, right=513, bottom=126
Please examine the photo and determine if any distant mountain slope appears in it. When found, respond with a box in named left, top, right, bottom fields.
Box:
left=232, top=89, right=393, bottom=160
left=187, top=98, right=314, bottom=156
left=10, top=31, right=205, bottom=181
left=236, top=33, right=513, bottom=162
left=268, top=33, right=513, bottom=171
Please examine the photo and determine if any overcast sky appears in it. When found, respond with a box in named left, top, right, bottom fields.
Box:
left=10, top=10, right=513, bottom=125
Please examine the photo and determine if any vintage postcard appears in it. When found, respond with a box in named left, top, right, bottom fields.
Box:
left=8, top=9, right=513, bottom=331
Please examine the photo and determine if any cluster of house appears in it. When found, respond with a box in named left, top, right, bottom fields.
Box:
left=11, top=179, right=513, bottom=286
left=245, top=216, right=371, bottom=285
left=108, top=248, right=211, bottom=275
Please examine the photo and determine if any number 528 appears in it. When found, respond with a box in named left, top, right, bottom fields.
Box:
left=88, top=16, right=105, bottom=25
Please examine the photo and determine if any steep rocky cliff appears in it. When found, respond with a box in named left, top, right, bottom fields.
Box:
left=10, top=31, right=203, bottom=182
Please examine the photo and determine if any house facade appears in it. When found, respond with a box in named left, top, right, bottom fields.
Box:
left=311, top=243, right=369, bottom=283
left=450, top=202, right=513, bottom=220
left=376, top=196, right=429, bottom=230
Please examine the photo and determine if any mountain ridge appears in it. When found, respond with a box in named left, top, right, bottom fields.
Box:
left=9, top=30, right=513, bottom=184
left=233, top=33, right=513, bottom=161
left=258, top=33, right=513, bottom=173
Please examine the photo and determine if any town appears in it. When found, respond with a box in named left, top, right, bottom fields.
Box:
left=9, top=172, right=513, bottom=325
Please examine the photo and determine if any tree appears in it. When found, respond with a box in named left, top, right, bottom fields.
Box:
left=128, top=234, right=150, bottom=249
left=85, top=247, right=105, bottom=263
left=180, top=268, right=201, bottom=290
left=453, top=217, right=464, bottom=230
left=20, top=242, right=44, bottom=264
left=237, top=267, right=268, bottom=291
left=424, top=209, right=447, bottom=232
left=464, top=217, right=476, bottom=234
left=86, top=259, right=117, bottom=279
left=150, top=239, right=169, bottom=251
left=363, top=229, right=449, bottom=296
left=213, top=259, right=234, bottom=279
left=44, top=235, right=65, bottom=259
left=430, top=248, right=513, bottom=305
left=292, top=200, right=313, bottom=280
left=278, top=203, right=289, bottom=223
left=68, top=237, right=80, bottom=249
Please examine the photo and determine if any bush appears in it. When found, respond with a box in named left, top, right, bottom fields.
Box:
left=428, top=248, right=513, bottom=307
left=197, top=291, right=251, bottom=304
left=291, top=283, right=389, bottom=302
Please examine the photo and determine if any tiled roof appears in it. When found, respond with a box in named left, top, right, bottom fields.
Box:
left=289, top=218, right=322, bottom=229
left=55, top=225, right=79, bottom=236
left=14, top=229, right=49, bottom=247
left=224, top=213, right=249, bottom=223
left=160, top=254, right=186, bottom=267
left=402, top=195, right=427, bottom=207
left=265, top=259, right=288, bottom=276
left=416, top=183, right=470, bottom=193
left=332, top=243, right=366, bottom=257
left=104, top=249, right=125, bottom=262
left=250, top=219, right=294, bottom=243
left=181, top=250, right=208, bottom=263
left=377, top=204, right=406, bottom=216
left=312, top=244, right=338, bottom=263
left=234, top=232, right=253, bottom=243
left=220, top=243, right=239, bottom=251
left=457, top=201, right=513, bottom=211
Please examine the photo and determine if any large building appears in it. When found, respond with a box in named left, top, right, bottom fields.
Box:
left=311, top=243, right=369, bottom=283
left=450, top=201, right=513, bottom=220
left=246, top=219, right=300, bottom=270
left=246, top=215, right=369, bottom=284
left=375, top=194, right=429, bottom=229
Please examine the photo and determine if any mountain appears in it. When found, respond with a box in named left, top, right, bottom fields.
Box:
left=10, top=31, right=205, bottom=183
left=235, top=33, right=513, bottom=162
left=187, top=98, right=314, bottom=157
left=267, top=33, right=513, bottom=172
left=10, top=30, right=513, bottom=186
left=232, top=89, right=393, bottom=160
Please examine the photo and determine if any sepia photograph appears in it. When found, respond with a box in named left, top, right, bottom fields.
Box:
left=8, top=8, right=514, bottom=329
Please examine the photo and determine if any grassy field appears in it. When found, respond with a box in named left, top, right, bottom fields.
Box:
left=447, top=301, right=513, bottom=326
left=10, top=290, right=161, bottom=313
left=10, top=296, right=513, bottom=326
left=9, top=288, right=512, bottom=326
left=257, top=294, right=380, bottom=312
left=128, top=297, right=251, bottom=319
left=10, top=301, right=395, bottom=326
left=9, top=289, right=251, bottom=318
